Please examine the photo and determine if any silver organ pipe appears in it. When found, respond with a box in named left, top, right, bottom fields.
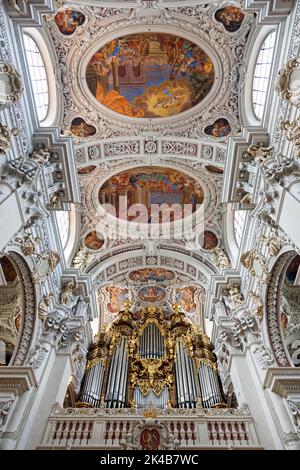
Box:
left=105, top=337, right=128, bottom=408
left=139, top=323, right=164, bottom=359
left=198, top=363, right=223, bottom=408
left=175, top=341, right=196, bottom=408
left=134, top=386, right=169, bottom=408
left=80, top=361, right=105, bottom=407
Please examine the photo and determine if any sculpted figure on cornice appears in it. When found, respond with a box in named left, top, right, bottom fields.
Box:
left=226, top=285, right=244, bottom=307
left=215, top=308, right=274, bottom=373
left=28, top=305, right=69, bottom=369
left=0, top=399, right=14, bottom=439
left=14, top=233, right=41, bottom=256
left=286, top=400, right=300, bottom=433
left=281, top=118, right=300, bottom=158
left=38, top=293, right=54, bottom=323
left=0, top=123, right=18, bottom=155
left=260, top=228, right=284, bottom=257
left=246, top=142, right=273, bottom=166
left=32, top=251, right=60, bottom=283
left=240, top=250, right=270, bottom=284
left=72, top=247, right=94, bottom=271
left=213, top=248, right=230, bottom=270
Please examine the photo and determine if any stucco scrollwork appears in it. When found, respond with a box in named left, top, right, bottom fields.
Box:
left=275, top=58, right=300, bottom=108
left=240, top=250, right=270, bottom=283
left=0, top=61, right=23, bottom=108
left=281, top=118, right=300, bottom=158
left=6, top=252, right=36, bottom=366
left=266, top=252, right=293, bottom=367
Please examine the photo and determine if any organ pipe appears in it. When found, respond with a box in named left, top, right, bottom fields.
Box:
left=139, top=322, right=164, bottom=359
left=105, top=337, right=128, bottom=408
left=175, top=341, right=196, bottom=408
left=134, top=387, right=169, bottom=408
left=198, top=362, right=223, bottom=408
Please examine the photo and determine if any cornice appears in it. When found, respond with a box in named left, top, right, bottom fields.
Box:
left=0, top=367, right=37, bottom=395
left=263, top=367, right=300, bottom=397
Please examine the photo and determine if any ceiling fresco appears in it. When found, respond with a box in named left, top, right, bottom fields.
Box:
left=128, top=268, right=175, bottom=283
left=42, top=3, right=255, bottom=328
left=54, top=9, right=86, bottom=35
left=138, top=286, right=167, bottom=303
left=98, top=166, right=204, bottom=221
left=86, top=33, right=214, bottom=119
left=214, top=6, right=244, bottom=32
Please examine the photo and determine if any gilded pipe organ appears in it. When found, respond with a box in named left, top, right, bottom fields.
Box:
left=78, top=304, right=224, bottom=409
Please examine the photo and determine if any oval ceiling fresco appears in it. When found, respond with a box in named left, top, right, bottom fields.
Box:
left=138, top=286, right=166, bottom=303
left=86, top=33, right=215, bottom=118
left=98, top=167, right=204, bottom=222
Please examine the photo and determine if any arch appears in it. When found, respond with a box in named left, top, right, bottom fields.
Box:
left=266, top=250, right=300, bottom=368
left=0, top=252, right=36, bottom=366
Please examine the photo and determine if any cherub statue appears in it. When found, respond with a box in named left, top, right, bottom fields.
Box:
left=228, top=285, right=244, bottom=306
left=30, top=147, right=50, bottom=166
left=214, top=248, right=231, bottom=270
left=0, top=123, right=18, bottom=155
left=60, top=282, right=81, bottom=310
left=260, top=228, right=284, bottom=257
left=247, top=142, right=273, bottom=165
left=15, top=233, right=41, bottom=256
left=72, top=247, right=93, bottom=270
left=38, top=293, right=54, bottom=322
left=0, top=399, right=14, bottom=438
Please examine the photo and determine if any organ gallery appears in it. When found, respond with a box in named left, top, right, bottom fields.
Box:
left=0, top=0, right=300, bottom=454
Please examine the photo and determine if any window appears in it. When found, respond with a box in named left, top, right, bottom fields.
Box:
left=233, top=210, right=246, bottom=247
left=23, top=34, right=49, bottom=122
left=252, top=31, right=276, bottom=120
left=56, top=211, right=70, bottom=249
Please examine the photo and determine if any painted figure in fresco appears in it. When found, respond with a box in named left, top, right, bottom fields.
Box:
left=204, top=118, right=231, bottom=138
left=106, top=287, right=128, bottom=314
left=98, top=167, right=204, bottom=221
left=138, top=286, right=166, bottom=302
left=84, top=231, right=104, bottom=251
left=78, top=166, right=96, bottom=175
left=285, top=255, right=300, bottom=284
left=140, top=428, right=160, bottom=451
left=86, top=33, right=214, bottom=118
left=215, top=6, right=244, bottom=32
left=205, top=165, right=224, bottom=175
left=70, top=118, right=96, bottom=138
left=176, top=286, right=196, bottom=313
left=54, top=9, right=85, bottom=36
left=129, top=268, right=175, bottom=283
left=201, top=230, right=219, bottom=250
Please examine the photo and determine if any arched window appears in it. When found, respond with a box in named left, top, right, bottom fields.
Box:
left=56, top=211, right=70, bottom=249
left=252, top=31, right=276, bottom=120
left=23, top=33, right=49, bottom=122
left=233, top=210, right=246, bottom=247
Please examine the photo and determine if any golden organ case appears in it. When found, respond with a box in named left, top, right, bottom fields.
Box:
left=77, top=304, right=225, bottom=409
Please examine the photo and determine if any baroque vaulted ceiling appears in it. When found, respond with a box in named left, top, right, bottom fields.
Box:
left=42, top=1, right=255, bottom=324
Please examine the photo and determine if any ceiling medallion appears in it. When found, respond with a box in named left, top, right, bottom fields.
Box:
left=85, top=32, right=214, bottom=119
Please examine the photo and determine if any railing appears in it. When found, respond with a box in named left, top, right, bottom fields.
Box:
left=38, top=405, right=262, bottom=449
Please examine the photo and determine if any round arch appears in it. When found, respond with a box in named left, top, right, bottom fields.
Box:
left=0, top=252, right=36, bottom=366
